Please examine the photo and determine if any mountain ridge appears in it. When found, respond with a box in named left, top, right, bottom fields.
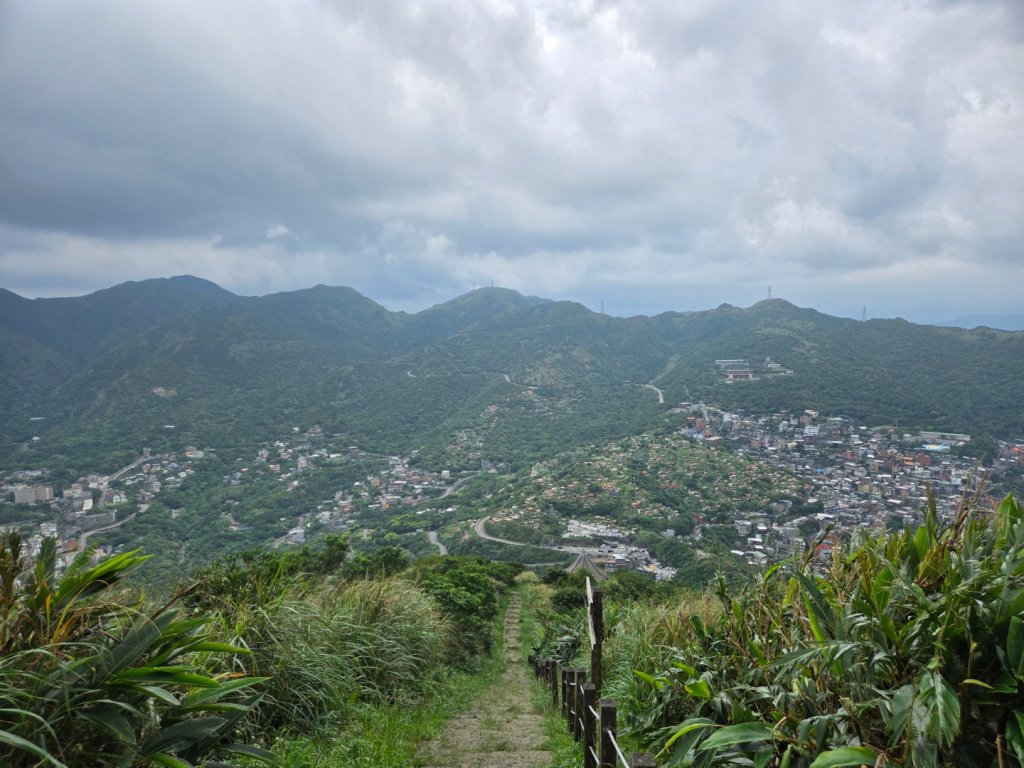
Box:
left=2, top=277, right=1021, bottom=470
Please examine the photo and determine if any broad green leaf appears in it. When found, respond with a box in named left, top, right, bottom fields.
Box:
left=185, top=641, right=250, bottom=654
left=961, top=678, right=992, bottom=689
left=685, top=679, right=712, bottom=699
left=0, top=729, right=69, bottom=767
left=117, top=667, right=219, bottom=688
left=222, top=742, right=278, bottom=764
left=139, top=717, right=226, bottom=756
left=794, top=572, right=835, bottom=642
left=1008, top=616, right=1024, bottom=677
left=1006, top=710, right=1024, bottom=763
left=82, top=705, right=136, bottom=744
left=664, top=719, right=715, bottom=750
left=699, top=722, right=774, bottom=751
left=672, top=661, right=697, bottom=676
left=634, top=669, right=663, bottom=689
left=136, top=684, right=181, bottom=706
left=809, top=746, right=877, bottom=768
left=148, top=752, right=194, bottom=768
left=180, top=677, right=269, bottom=708
left=918, top=668, right=960, bottom=748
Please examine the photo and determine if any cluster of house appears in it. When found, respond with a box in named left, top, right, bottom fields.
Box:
left=0, top=442, right=216, bottom=569
left=562, top=518, right=677, bottom=581
left=672, top=403, right=1020, bottom=563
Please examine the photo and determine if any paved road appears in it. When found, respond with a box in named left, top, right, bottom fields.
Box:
left=473, top=517, right=601, bottom=556
left=427, top=530, right=448, bottom=555
left=103, top=456, right=146, bottom=485
left=77, top=503, right=150, bottom=550
left=642, top=383, right=665, bottom=404
left=440, top=472, right=480, bottom=498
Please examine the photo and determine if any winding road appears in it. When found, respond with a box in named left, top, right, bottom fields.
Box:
left=440, top=472, right=480, bottom=498
left=473, top=516, right=601, bottom=556
left=426, top=530, right=448, bottom=556
left=77, top=504, right=150, bottom=550
left=642, top=383, right=665, bottom=404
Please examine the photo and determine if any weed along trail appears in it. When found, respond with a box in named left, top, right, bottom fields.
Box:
left=417, top=591, right=552, bottom=768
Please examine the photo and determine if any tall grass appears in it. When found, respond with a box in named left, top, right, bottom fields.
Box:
left=208, top=576, right=452, bottom=734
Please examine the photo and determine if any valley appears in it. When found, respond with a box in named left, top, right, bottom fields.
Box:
left=2, top=277, right=1023, bottom=589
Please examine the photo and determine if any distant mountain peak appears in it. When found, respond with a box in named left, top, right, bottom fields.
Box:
left=936, top=314, right=1024, bottom=332
left=750, top=298, right=797, bottom=311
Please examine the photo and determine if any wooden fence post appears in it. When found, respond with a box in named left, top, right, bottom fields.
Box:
left=599, top=698, right=616, bottom=768
left=573, top=669, right=586, bottom=741
left=561, top=668, right=569, bottom=717
left=582, top=683, right=597, bottom=768
left=590, top=587, right=603, bottom=692
left=570, top=668, right=580, bottom=738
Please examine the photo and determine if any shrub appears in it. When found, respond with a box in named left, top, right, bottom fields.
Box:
left=0, top=531, right=272, bottom=768
left=637, top=493, right=1024, bottom=767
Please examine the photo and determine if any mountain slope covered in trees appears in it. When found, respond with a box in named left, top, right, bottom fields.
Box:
left=2, top=278, right=1021, bottom=471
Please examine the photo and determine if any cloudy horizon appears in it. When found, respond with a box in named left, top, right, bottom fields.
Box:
left=1, top=0, right=1021, bottom=323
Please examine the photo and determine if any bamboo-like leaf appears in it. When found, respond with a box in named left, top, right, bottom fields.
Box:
left=1006, top=710, right=1024, bottom=763
left=917, top=668, right=960, bottom=748
left=221, top=742, right=278, bottom=764
left=117, top=667, right=220, bottom=688
left=0, top=728, right=69, bottom=767
left=180, top=677, right=269, bottom=708
left=148, top=752, right=195, bottom=768
left=698, top=722, right=774, bottom=751
left=136, top=684, right=181, bottom=706
left=809, top=747, right=877, bottom=768
left=1007, top=616, right=1024, bottom=678
left=82, top=704, right=136, bottom=744
left=684, top=679, right=712, bottom=699
left=663, top=718, right=715, bottom=750
left=139, top=717, right=227, bottom=756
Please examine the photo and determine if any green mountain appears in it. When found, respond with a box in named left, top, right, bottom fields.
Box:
left=0, top=276, right=240, bottom=431
left=2, top=280, right=1022, bottom=471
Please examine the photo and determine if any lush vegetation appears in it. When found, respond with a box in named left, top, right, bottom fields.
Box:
left=0, top=530, right=274, bottom=767
left=532, top=493, right=1024, bottom=766
left=0, top=527, right=522, bottom=767
left=4, top=283, right=1023, bottom=477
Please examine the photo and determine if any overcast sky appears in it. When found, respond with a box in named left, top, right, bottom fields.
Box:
left=0, top=0, right=1021, bottom=321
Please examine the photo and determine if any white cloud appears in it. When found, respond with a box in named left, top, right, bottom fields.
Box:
left=0, top=0, right=1021, bottom=322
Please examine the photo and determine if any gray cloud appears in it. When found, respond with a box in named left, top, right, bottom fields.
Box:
left=0, top=0, right=1021, bottom=322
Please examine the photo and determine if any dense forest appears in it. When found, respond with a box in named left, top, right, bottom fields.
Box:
left=2, top=278, right=1022, bottom=477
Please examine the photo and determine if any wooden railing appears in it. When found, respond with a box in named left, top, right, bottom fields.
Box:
left=529, top=577, right=656, bottom=768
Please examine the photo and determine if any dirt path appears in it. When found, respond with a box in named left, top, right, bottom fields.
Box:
left=417, top=592, right=551, bottom=768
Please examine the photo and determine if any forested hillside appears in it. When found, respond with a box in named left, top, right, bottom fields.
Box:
left=2, top=279, right=1022, bottom=473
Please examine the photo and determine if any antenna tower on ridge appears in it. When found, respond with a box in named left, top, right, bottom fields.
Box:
left=861, top=305, right=867, bottom=322
left=768, top=284, right=773, bottom=301
left=601, top=299, right=604, bottom=314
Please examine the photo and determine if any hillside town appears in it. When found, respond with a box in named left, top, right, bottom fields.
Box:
left=3, top=408, right=1023, bottom=581
left=676, top=402, right=1023, bottom=560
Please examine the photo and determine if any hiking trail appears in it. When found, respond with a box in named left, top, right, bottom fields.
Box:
left=416, top=592, right=552, bottom=768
